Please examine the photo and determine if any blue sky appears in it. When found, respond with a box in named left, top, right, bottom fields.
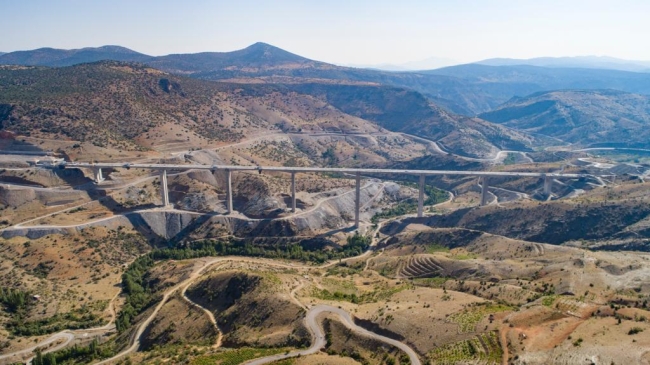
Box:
left=3, top=0, right=649, bottom=64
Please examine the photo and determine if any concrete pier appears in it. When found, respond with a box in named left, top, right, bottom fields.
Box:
left=226, top=169, right=233, bottom=214
left=291, top=172, right=296, bottom=213
left=418, top=175, right=425, bottom=218
left=543, top=174, right=553, bottom=195
left=160, top=169, right=170, bottom=207
left=480, top=177, right=490, bottom=206
left=93, top=168, right=104, bottom=184
left=355, top=172, right=361, bottom=228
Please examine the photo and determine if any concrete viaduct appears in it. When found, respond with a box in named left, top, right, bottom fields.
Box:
left=41, top=162, right=588, bottom=227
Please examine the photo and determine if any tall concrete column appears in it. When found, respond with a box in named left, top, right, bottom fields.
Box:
left=291, top=172, right=296, bottom=213
left=418, top=174, right=425, bottom=218
left=160, top=169, right=170, bottom=207
left=480, top=176, right=490, bottom=206
left=543, top=175, right=552, bottom=195
left=355, top=172, right=361, bottom=228
left=93, top=168, right=104, bottom=184
left=226, top=169, right=233, bottom=214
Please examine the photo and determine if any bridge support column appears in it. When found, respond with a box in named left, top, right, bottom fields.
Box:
left=355, top=172, right=361, bottom=228
left=291, top=172, right=296, bottom=213
left=418, top=174, right=425, bottom=218
left=160, top=169, right=170, bottom=207
left=226, top=169, right=233, bottom=214
left=480, top=177, right=490, bottom=206
left=543, top=175, right=553, bottom=195
left=93, top=168, right=104, bottom=184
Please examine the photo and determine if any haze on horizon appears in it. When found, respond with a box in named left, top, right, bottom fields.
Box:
left=3, top=0, right=650, bottom=66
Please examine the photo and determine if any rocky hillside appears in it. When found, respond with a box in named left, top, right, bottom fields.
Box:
left=0, top=61, right=534, bottom=158
left=479, top=90, right=650, bottom=147
left=289, top=83, right=535, bottom=157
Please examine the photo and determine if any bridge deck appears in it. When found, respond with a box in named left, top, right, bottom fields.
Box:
left=51, top=162, right=587, bottom=178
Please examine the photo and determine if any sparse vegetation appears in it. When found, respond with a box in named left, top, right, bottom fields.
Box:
left=190, top=347, right=290, bottom=365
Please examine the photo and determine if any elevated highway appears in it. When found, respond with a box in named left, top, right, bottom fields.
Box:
left=36, top=161, right=590, bottom=227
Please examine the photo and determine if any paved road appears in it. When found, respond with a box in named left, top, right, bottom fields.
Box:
left=243, top=305, right=421, bottom=365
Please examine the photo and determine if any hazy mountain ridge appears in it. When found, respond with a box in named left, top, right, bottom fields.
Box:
left=0, top=45, right=152, bottom=67
left=476, top=55, right=650, bottom=72
left=425, top=64, right=650, bottom=113
left=479, top=89, right=650, bottom=147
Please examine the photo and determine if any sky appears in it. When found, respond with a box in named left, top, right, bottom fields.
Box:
left=2, top=0, right=650, bottom=65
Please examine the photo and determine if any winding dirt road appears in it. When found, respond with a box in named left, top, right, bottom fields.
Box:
left=243, top=305, right=421, bottom=365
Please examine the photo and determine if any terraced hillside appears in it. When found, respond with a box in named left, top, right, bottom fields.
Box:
left=396, top=255, right=445, bottom=278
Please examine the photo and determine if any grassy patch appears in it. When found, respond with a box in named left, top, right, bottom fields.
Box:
left=325, top=261, right=364, bottom=277
left=541, top=295, right=557, bottom=307
left=312, top=284, right=411, bottom=304
left=449, top=252, right=478, bottom=260
left=426, top=243, right=450, bottom=254
left=428, top=331, right=502, bottom=364
left=447, top=304, right=511, bottom=333
left=191, top=347, right=291, bottom=365
left=412, top=277, right=451, bottom=288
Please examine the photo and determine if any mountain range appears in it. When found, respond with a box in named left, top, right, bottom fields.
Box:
left=476, top=55, right=650, bottom=73
left=3, top=43, right=650, bottom=116
left=2, top=43, right=650, bottom=150
left=346, top=56, right=459, bottom=71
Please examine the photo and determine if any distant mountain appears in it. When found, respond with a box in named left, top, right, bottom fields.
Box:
left=0, top=45, right=152, bottom=67
left=348, top=57, right=459, bottom=71
left=424, top=64, right=650, bottom=113
left=479, top=89, right=650, bottom=148
left=146, top=42, right=316, bottom=74
left=476, top=56, right=650, bottom=73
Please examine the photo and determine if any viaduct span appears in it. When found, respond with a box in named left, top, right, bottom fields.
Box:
left=40, top=162, right=588, bottom=227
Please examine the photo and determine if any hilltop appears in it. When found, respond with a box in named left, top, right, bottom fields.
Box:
left=479, top=89, right=650, bottom=147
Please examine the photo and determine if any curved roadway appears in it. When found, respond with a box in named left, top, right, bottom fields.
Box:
left=243, top=305, right=421, bottom=365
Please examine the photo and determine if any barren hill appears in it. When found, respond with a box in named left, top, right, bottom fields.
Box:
left=479, top=89, right=650, bottom=147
